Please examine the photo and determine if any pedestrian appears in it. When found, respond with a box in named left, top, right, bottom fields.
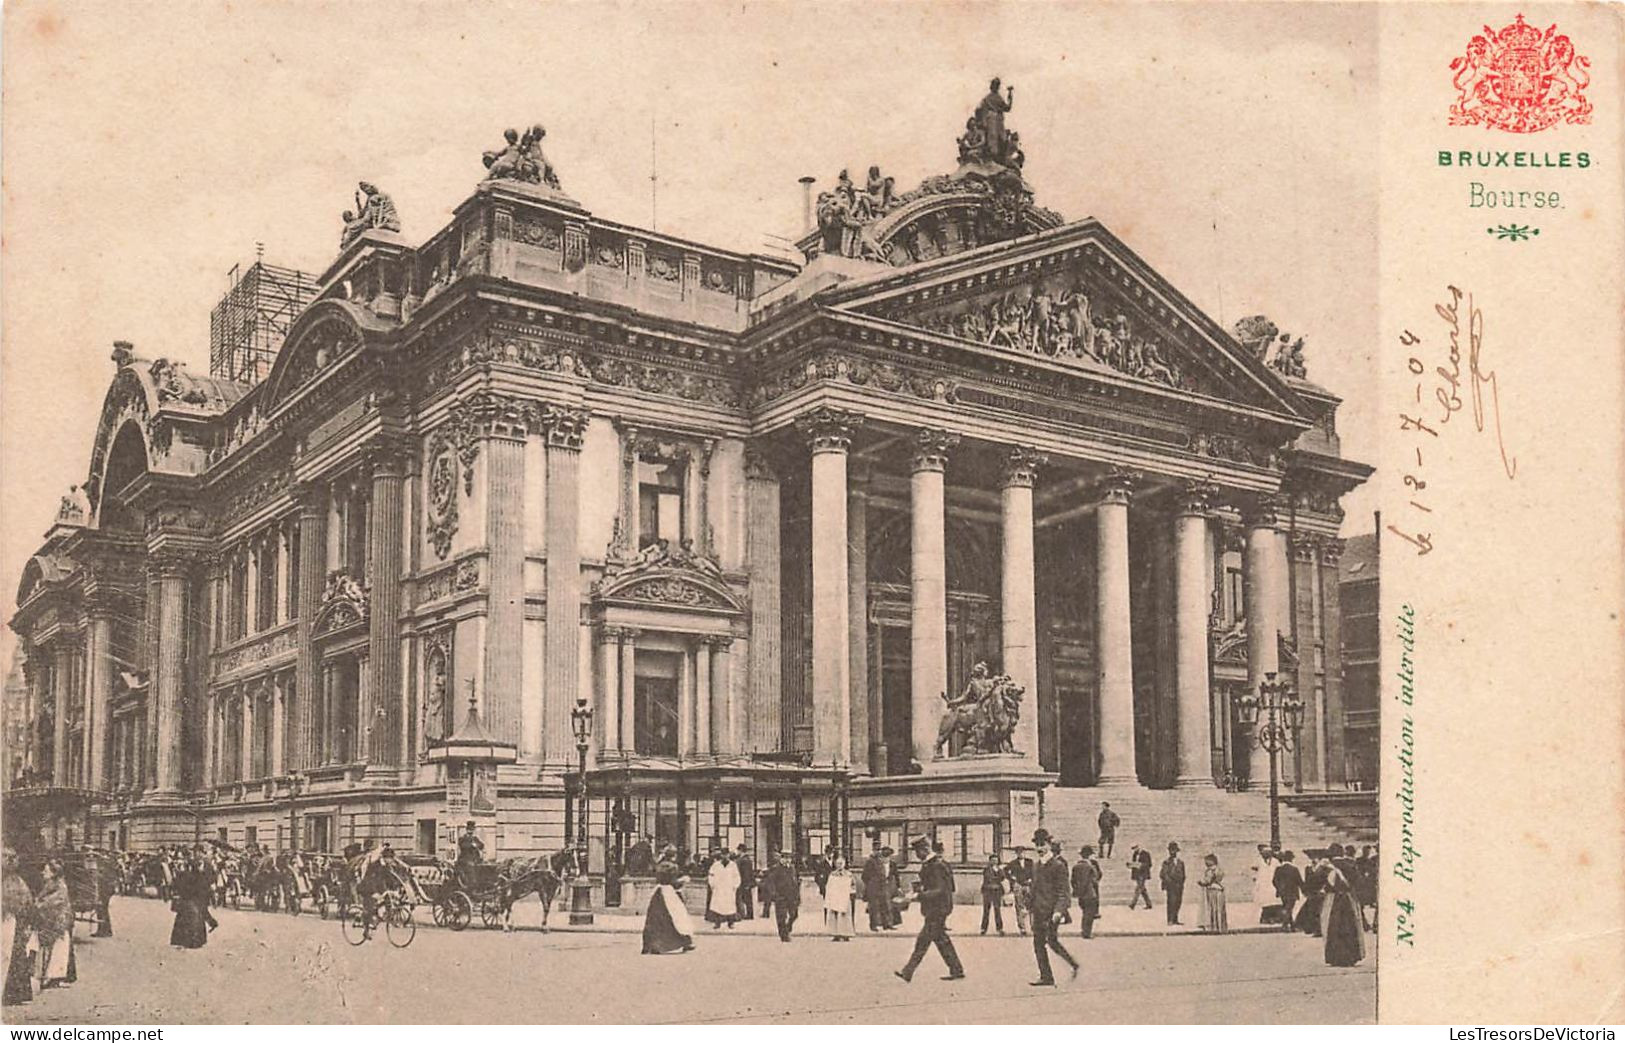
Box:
left=706, top=849, right=740, bottom=929
left=1355, top=845, right=1379, bottom=932
left=761, top=850, right=800, bottom=942
left=35, top=861, right=76, bottom=985
left=978, top=852, right=1005, bottom=935
left=456, top=821, right=484, bottom=869
left=169, top=854, right=214, bottom=949
left=808, top=846, right=833, bottom=899
left=1197, top=854, right=1227, bottom=933
left=641, top=846, right=695, bottom=955
left=1159, top=842, right=1186, bottom=925
left=1322, top=858, right=1366, bottom=966
left=1097, top=801, right=1119, bottom=857
left=1071, top=845, right=1101, bottom=938
left=1330, top=844, right=1368, bottom=931
left=1273, top=851, right=1304, bottom=931
left=1294, top=852, right=1329, bottom=936
left=894, top=838, right=964, bottom=983
left=861, top=846, right=889, bottom=931
left=1026, top=830, right=1078, bottom=986
left=2, top=850, right=35, bottom=1006
left=734, top=844, right=756, bottom=921
left=824, top=852, right=855, bottom=942
left=879, top=846, right=902, bottom=929
left=1126, top=844, right=1154, bottom=910
left=1004, top=845, right=1034, bottom=936
left=1252, top=844, right=1280, bottom=924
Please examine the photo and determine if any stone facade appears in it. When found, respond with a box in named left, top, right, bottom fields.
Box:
left=6, top=106, right=1369, bottom=875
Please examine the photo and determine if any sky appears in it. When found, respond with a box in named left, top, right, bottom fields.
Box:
left=0, top=0, right=1379, bottom=664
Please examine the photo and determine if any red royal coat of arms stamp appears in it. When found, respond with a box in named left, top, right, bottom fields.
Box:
left=1449, top=13, right=1592, bottom=132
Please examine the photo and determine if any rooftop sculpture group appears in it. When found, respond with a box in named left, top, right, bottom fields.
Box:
left=340, top=181, right=401, bottom=248
left=1233, top=315, right=1309, bottom=379
left=482, top=124, right=561, bottom=190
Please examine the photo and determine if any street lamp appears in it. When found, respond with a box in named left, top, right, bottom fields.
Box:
left=568, top=695, right=594, bottom=926
left=286, top=771, right=306, bottom=853
left=1235, top=671, right=1305, bottom=852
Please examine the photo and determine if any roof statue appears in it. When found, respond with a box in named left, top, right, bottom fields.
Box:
left=802, top=78, right=1059, bottom=265
left=482, top=124, right=561, bottom=190
left=340, top=181, right=401, bottom=248
left=1232, top=315, right=1309, bottom=378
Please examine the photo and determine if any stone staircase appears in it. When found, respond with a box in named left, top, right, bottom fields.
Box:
left=1039, top=784, right=1367, bottom=907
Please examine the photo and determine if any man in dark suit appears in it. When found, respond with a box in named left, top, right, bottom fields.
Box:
left=734, top=844, right=756, bottom=921
left=861, top=847, right=889, bottom=931
left=1160, top=841, right=1187, bottom=925
left=1027, top=829, right=1079, bottom=985
left=1071, top=845, right=1102, bottom=938
left=1003, top=846, right=1035, bottom=936
left=1127, top=844, right=1154, bottom=910
left=979, top=853, right=1005, bottom=934
left=760, top=850, right=799, bottom=942
left=1273, top=850, right=1304, bottom=932
left=895, top=837, right=964, bottom=983
left=1097, top=802, right=1120, bottom=857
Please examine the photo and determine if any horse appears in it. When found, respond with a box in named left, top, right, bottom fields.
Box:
left=491, top=854, right=564, bottom=933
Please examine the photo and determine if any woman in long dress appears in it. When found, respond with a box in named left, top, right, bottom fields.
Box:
left=1197, top=854, right=1228, bottom=934
left=1294, top=854, right=1329, bottom=936
left=1322, top=862, right=1367, bottom=966
left=705, top=851, right=740, bottom=930
left=2, top=852, right=35, bottom=1006
left=34, top=862, right=75, bottom=989
left=168, top=857, right=211, bottom=949
left=823, top=853, right=855, bottom=941
left=642, top=849, right=695, bottom=955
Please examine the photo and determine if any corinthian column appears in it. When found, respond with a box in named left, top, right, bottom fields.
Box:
left=1094, top=469, right=1138, bottom=785
left=293, top=482, right=328, bottom=771
left=797, top=407, right=862, bottom=767
left=1001, top=447, right=1046, bottom=763
left=1174, top=481, right=1216, bottom=787
left=367, top=445, right=407, bottom=770
left=152, top=555, right=191, bottom=798
left=910, top=427, right=957, bottom=766
left=485, top=406, right=530, bottom=751
left=542, top=407, right=588, bottom=765
left=86, top=603, right=115, bottom=791
left=1244, top=497, right=1285, bottom=705
left=52, top=642, right=72, bottom=787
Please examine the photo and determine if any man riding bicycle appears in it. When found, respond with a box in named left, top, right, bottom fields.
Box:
left=355, top=842, right=409, bottom=926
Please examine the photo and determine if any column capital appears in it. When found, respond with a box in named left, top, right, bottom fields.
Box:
left=1094, top=466, right=1141, bottom=507
left=1175, top=479, right=1218, bottom=517
left=291, top=480, right=329, bottom=517
left=1319, top=536, right=1346, bottom=566
left=699, top=634, right=735, bottom=651
left=599, top=623, right=639, bottom=643
left=1242, top=494, right=1287, bottom=530
left=362, top=439, right=411, bottom=479
left=1001, top=446, right=1048, bottom=489
left=543, top=405, right=590, bottom=451
left=150, top=550, right=198, bottom=579
left=1288, top=531, right=1320, bottom=564
left=911, top=427, right=959, bottom=473
left=796, top=407, right=863, bottom=454
left=743, top=444, right=781, bottom=481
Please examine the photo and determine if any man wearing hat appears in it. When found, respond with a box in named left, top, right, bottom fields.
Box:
left=457, top=821, right=485, bottom=871
left=894, top=836, right=965, bottom=982
left=1160, top=842, right=1187, bottom=926
left=1027, top=829, right=1079, bottom=985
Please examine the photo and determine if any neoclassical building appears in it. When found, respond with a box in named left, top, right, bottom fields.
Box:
left=6, top=90, right=1368, bottom=875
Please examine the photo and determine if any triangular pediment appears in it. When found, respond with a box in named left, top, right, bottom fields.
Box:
left=825, top=221, right=1306, bottom=418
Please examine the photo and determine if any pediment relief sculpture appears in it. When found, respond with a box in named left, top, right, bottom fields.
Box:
left=314, top=568, right=369, bottom=635
left=595, top=538, right=740, bottom=613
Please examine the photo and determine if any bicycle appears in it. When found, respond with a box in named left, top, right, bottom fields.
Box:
left=340, top=890, right=416, bottom=948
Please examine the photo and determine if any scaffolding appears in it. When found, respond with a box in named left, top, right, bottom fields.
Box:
left=208, top=256, right=320, bottom=386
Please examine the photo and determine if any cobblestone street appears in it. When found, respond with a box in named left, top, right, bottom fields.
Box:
left=9, top=896, right=1373, bottom=1024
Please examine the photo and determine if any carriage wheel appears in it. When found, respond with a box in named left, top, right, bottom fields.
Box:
left=438, top=891, right=472, bottom=931
left=480, top=897, right=506, bottom=929
left=340, top=904, right=370, bottom=946
left=385, top=903, right=416, bottom=948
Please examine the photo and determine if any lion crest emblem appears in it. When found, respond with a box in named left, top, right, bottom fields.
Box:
left=1449, top=14, right=1592, bottom=133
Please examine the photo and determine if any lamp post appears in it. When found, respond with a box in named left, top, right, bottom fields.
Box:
left=568, top=695, right=594, bottom=926
left=114, top=784, right=131, bottom=850
left=1235, top=671, right=1305, bottom=853
left=286, top=771, right=305, bottom=853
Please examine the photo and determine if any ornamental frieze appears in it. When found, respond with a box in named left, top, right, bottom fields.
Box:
left=418, top=558, right=482, bottom=603
left=213, top=626, right=299, bottom=677
left=749, top=352, right=957, bottom=409
left=585, top=355, right=739, bottom=409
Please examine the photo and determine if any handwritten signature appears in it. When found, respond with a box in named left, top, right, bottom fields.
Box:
left=1433, top=285, right=1518, bottom=479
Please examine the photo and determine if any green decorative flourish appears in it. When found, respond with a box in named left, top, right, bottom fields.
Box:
left=1487, top=224, right=1539, bottom=242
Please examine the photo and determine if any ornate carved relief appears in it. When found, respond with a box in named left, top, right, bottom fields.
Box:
left=314, top=569, right=369, bottom=636
left=213, top=627, right=299, bottom=677
left=421, top=629, right=452, bottom=749
left=750, top=352, right=958, bottom=409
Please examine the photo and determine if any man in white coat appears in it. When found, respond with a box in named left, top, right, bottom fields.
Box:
left=706, top=850, right=741, bottom=929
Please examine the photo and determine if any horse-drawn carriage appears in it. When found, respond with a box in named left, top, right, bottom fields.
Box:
left=408, top=853, right=565, bottom=932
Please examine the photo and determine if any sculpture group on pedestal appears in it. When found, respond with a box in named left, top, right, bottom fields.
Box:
left=482, top=124, right=561, bottom=190
left=934, top=662, right=1025, bottom=757
left=1232, top=315, right=1310, bottom=379
left=340, top=181, right=401, bottom=248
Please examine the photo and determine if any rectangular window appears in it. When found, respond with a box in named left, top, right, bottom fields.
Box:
left=636, top=458, right=685, bottom=549
left=244, top=826, right=257, bottom=849
left=1227, top=568, right=1245, bottom=623
left=633, top=651, right=682, bottom=756
left=255, top=536, right=279, bottom=632
left=306, top=814, right=333, bottom=853
left=229, top=553, right=248, bottom=642
left=286, top=525, right=301, bottom=620
left=416, top=819, right=437, bottom=856
left=217, top=827, right=229, bottom=846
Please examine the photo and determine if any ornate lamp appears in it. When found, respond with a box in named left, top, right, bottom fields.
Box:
left=1240, top=670, right=1303, bottom=851
left=567, top=695, right=595, bottom=926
